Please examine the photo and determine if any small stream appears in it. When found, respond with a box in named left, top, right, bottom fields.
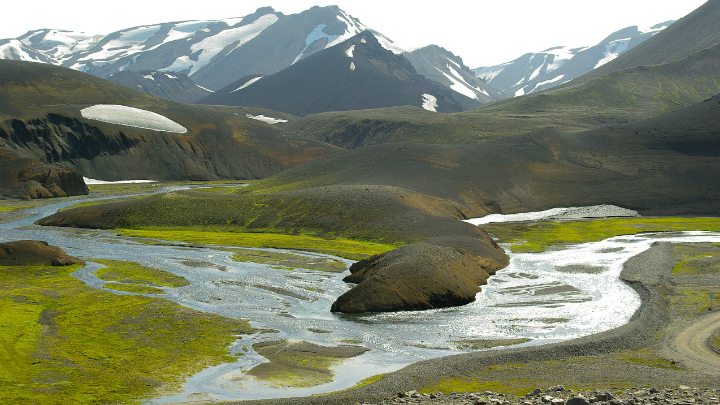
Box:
left=2, top=190, right=719, bottom=402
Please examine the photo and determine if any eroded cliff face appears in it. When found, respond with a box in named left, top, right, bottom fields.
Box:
left=0, top=114, right=291, bottom=182
left=0, top=147, right=88, bottom=199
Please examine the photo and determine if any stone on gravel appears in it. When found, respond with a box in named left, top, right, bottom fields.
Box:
left=567, top=397, right=590, bottom=405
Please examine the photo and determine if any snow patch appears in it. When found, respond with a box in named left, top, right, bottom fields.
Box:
left=422, top=94, right=438, bottom=112
left=360, top=37, right=367, bottom=44
left=514, top=87, right=526, bottom=97
left=164, top=14, right=278, bottom=75
left=530, top=74, right=565, bottom=92
left=474, top=64, right=508, bottom=83
left=83, top=177, right=156, bottom=185
left=528, top=55, right=547, bottom=81
left=0, top=40, right=44, bottom=62
left=594, top=38, right=632, bottom=68
left=463, top=205, right=640, bottom=226
left=350, top=61, right=356, bottom=71
left=374, top=33, right=405, bottom=54
left=232, top=76, right=262, bottom=93
left=80, top=105, right=187, bottom=133
left=196, top=84, right=214, bottom=93
left=436, top=66, right=480, bottom=100
left=143, top=74, right=155, bottom=80
left=345, top=45, right=355, bottom=58
left=245, top=114, right=288, bottom=124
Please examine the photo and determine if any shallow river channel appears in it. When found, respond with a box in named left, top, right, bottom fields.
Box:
left=2, top=188, right=720, bottom=402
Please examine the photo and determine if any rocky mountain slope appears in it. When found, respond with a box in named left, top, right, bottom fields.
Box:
left=107, top=70, right=212, bottom=103
left=0, top=59, right=338, bottom=192
left=474, top=21, right=673, bottom=96
left=404, top=45, right=506, bottom=108
left=200, top=33, right=473, bottom=115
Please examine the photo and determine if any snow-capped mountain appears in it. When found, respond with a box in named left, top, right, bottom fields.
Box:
left=404, top=45, right=506, bottom=109
left=0, top=5, right=501, bottom=110
left=0, top=6, right=373, bottom=92
left=107, top=70, right=212, bottom=103
left=200, top=32, right=470, bottom=115
left=474, top=21, right=674, bottom=97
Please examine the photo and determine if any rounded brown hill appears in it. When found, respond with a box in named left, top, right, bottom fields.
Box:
left=0, top=240, right=85, bottom=267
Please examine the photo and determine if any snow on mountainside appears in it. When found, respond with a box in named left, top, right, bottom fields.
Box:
left=404, top=45, right=506, bottom=109
left=107, top=70, right=213, bottom=103
left=474, top=21, right=674, bottom=97
left=0, top=6, right=379, bottom=94
left=199, top=32, right=471, bottom=116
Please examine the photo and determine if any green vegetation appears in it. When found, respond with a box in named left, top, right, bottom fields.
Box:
left=119, top=228, right=394, bottom=260
left=94, top=259, right=189, bottom=288
left=483, top=217, right=720, bottom=253
left=232, top=248, right=348, bottom=272
left=104, top=283, right=165, bottom=295
left=671, top=244, right=720, bottom=275
left=0, top=263, right=253, bottom=404
left=420, top=375, right=542, bottom=396
left=247, top=340, right=368, bottom=388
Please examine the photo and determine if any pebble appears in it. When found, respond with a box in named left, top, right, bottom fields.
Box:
left=380, top=387, right=719, bottom=405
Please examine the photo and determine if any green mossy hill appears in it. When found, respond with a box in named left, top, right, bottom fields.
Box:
left=0, top=263, right=253, bottom=405
left=0, top=240, right=84, bottom=267
left=38, top=186, right=505, bottom=258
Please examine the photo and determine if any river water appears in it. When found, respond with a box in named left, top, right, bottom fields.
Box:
left=2, top=190, right=719, bottom=402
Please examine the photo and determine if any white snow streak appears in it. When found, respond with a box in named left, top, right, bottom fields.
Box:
left=345, top=45, right=355, bottom=58
left=83, top=177, right=156, bottom=185
left=422, top=94, right=438, bottom=112
left=245, top=114, right=288, bottom=124
left=80, top=105, right=187, bottom=133
left=594, top=38, right=632, bottom=68
left=232, top=76, right=262, bottom=93
left=0, top=40, right=44, bottom=62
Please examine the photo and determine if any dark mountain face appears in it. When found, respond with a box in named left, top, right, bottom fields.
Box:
left=107, top=70, right=212, bottom=103
left=199, top=33, right=469, bottom=116
left=404, top=45, right=506, bottom=109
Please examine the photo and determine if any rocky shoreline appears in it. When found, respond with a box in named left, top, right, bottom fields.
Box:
left=376, top=386, right=719, bottom=405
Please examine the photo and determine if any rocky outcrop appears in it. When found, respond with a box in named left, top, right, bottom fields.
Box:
left=0, top=148, right=88, bottom=199
left=0, top=240, right=85, bottom=266
left=331, top=243, right=503, bottom=313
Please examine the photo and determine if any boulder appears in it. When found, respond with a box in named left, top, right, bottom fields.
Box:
left=0, top=240, right=85, bottom=267
left=330, top=243, right=500, bottom=313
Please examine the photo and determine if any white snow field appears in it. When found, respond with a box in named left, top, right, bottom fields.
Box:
left=422, top=94, right=438, bottom=112
left=83, top=178, right=156, bottom=185
left=80, top=105, right=187, bottom=133
left=245, top=114, right=288, bottom=124
left=464, top=205, right=640, bottom=225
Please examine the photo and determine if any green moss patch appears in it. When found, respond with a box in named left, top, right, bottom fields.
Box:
left=248, top=340, right=369, bottom=388
left=118, top=228, right=394, bottom=260
left=483, top=217, right=720, bottom=253
left=104, top=283, right=165, bottom=295
left=671, top=244, right=720, bottom=275
left=232, top=248, right=348, bottom=272
left=0, top=264, right=253, bottom=404
left=94, top=259, right=189, bottom=288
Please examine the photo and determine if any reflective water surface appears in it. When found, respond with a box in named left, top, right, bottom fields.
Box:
left=2, top=191, right=719, bottom=402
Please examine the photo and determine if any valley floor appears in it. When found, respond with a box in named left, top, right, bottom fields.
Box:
left=217, top=241, right=720, bottom=405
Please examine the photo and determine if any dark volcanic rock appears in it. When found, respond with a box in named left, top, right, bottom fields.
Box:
left=0, top=240, right=85, bottom=266
left=331, top=243, right=499, bottom=313
left=0, top=147, right=88, bottom=199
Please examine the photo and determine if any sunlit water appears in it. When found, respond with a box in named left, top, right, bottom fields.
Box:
left=2, top=193, right=719, bottom=402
